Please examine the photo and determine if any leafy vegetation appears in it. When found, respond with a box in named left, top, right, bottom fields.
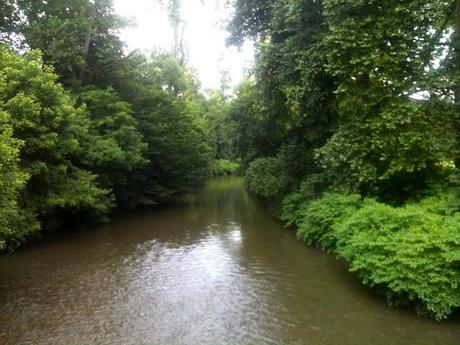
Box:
left=282, top=193, right=363, bottom=251
left=0, top=108, right=37, bottom=250
left=281, top=191, right=460, bottom=319
left=245, top=157, right=290, bottom=200
left=0, top=0, right=224, bottom=250
left=229, top=0, right=460, bottom=318
left=336, top=200, right=460, bottom=320
left=0, top=48, right=114, bottom=245
left=210, top=159, right=239, bottom=177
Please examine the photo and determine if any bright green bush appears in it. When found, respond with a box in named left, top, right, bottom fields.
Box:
left=280, top=174, right=332, bottom=225
left=210, top=159, right=239, bottom=177
left=416, top=190, right=460, bottom=216
left=335, top=202, right=460, bottom=320
left=282, top=186, right=460, bottom=319
left=244, top=157, right=291, bottom=200
left=282, top=192, right=363, bottom=250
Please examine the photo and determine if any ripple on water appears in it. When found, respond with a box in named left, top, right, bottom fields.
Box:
left=0, top=178, right=459, bottom=345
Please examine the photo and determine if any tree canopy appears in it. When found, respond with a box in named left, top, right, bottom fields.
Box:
left=0, top=0, right=217, bottom=250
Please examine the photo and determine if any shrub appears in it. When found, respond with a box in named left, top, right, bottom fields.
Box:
left=244, top=157, right=290, bottom=200
left=335, top=201, right=460, bottom=319
left=282, top=192, right=363, bottom=250
left=281, top=186, right=460, bottom=319
left=210, top=159, right=239, bottom=177
left=417, top=190, right=460, bottom=216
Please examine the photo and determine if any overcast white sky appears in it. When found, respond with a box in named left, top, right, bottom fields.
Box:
left=113, top=0, right=254, bottom=90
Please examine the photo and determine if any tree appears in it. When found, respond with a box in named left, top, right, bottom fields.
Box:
left=0, top=3, right=216, bottom=251
left=228, top=0, right=458, bottom=201
left=78, top=87, right=148, bottom=205
left=0, top=110, right=38, bottom=250
left=0, top=1, right=19, bottom=47
left=167, top=0, right=187, bottom=63
left=228, top=0, right=337, bottom=183
left=228, top=0, right=460, bottom=319
left=129, top=53, right=212, bottom=199
left=15, top=0, right=127, bottom=87
left=0, top=47, right=113, bottom=243
left=454, top=0, right=460, bottom=102
left=453, top=0, right=460, bottom=167
left=318, top=0, right=457, bottom=199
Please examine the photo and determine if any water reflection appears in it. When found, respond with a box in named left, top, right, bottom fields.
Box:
left=0, top=177, right=459, bottom=345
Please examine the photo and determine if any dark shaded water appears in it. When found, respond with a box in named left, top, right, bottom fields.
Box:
left=0, top=177, right=459, bottom=345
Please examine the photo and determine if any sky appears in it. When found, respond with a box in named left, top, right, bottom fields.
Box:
left=113, top=0, right=254, bottom=90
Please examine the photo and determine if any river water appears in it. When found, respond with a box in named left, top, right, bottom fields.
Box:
left=0, top=177, right=459, bottom=345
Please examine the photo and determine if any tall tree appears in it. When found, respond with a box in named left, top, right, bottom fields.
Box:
left=454, top=0, right=460, bottom=168
left=15, top=0, right=127, bottom=87
left=78, top=87, right=148, bottom=205
left=455, top=0, right=460, bottom=102
left=318, top=0, right=456, bottom=199
left=167, top=0, right=187, bottom=64
left=0, top=1, right=19, bottom=47
left=0, top=109, right=37, bottom=250
left=129, top=52, right=212, bottom=199
left=0, top=48, right=114, bottom=245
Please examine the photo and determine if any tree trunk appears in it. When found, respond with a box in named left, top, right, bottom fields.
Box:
left=79, top=1, right=97, bottom=82
left=455, top=0, right=460, bottom=168
left=454, top=0, right=460, bottom=102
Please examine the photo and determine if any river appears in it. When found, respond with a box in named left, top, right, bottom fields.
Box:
left=0, top=177, right=459, bottom=345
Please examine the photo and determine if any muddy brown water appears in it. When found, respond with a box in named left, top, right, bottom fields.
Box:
left=0, top=177, right=459, bottom=345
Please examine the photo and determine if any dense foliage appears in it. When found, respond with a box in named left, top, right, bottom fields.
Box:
left=244, top=157, right=290, bottom=200
left=0, top=0, right=219, bottom=250
left=210, top=159, right=239, bottom=177
left=228, top=0, right=460, bottom=318
left=0, top=106, right=37, bottom=250
left=0, top=48, right=113, bottom=247
left=281, top=192, right=460, bottom=319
